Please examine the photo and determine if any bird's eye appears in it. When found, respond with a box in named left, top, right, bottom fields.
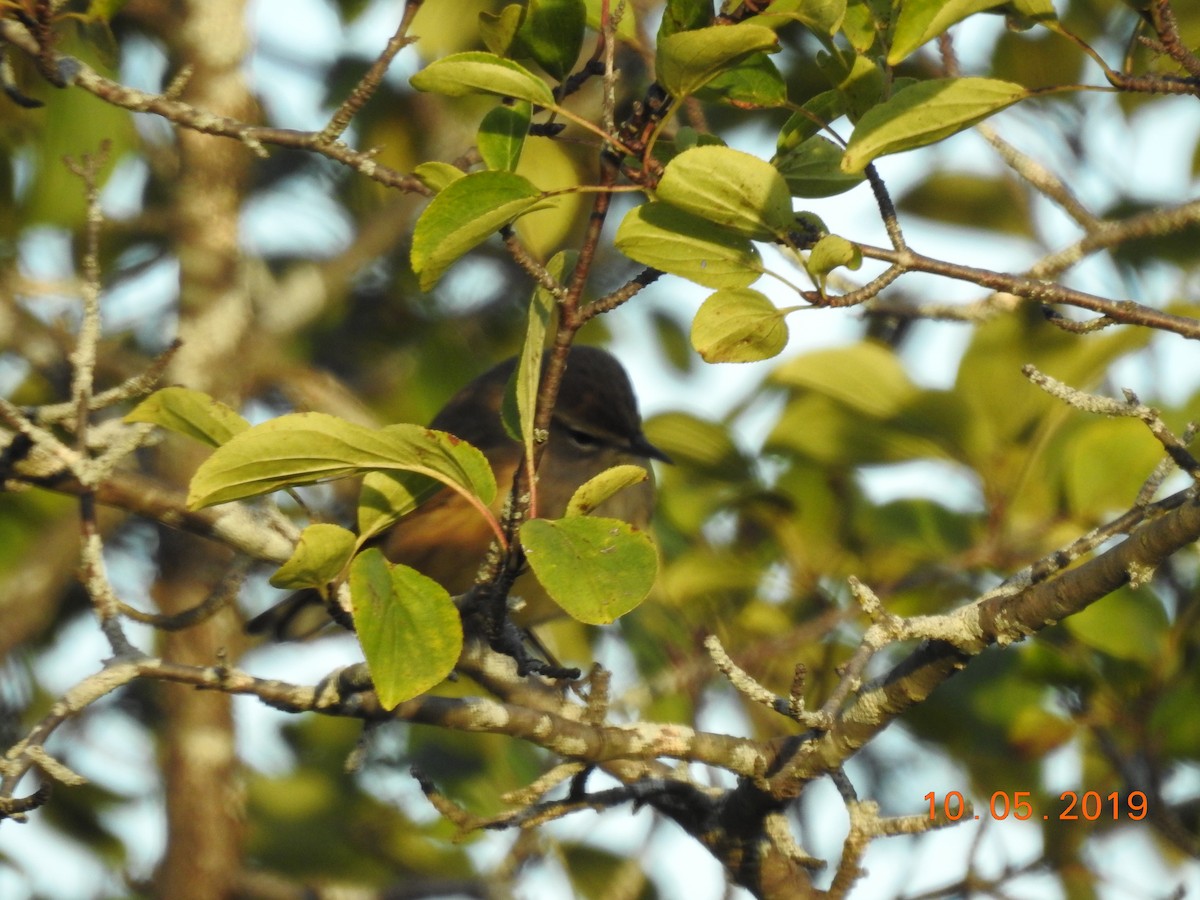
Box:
left=565, top=426, right=603, bottom=451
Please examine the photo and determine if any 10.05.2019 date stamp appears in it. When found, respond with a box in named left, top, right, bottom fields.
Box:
left=925, top=791, right=1148, bottom=822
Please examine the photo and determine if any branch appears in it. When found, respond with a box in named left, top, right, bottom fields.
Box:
left=765, top=485, right=1200, bottom=798
left=0, top=18, right=428, bottom=194
left=856, top=244, right=1200, bottom=339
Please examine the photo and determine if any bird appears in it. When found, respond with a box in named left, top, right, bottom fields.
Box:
left=247, top=345, right=669, bottom=638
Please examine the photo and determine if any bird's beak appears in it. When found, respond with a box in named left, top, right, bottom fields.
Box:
left=633, top=432, right=673, bottom=465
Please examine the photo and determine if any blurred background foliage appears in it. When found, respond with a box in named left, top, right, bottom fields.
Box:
left=2, top=0, right=1200, bottom=897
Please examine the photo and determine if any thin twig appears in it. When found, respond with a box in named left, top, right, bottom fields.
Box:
left=317, top=1, right=423, bottom=144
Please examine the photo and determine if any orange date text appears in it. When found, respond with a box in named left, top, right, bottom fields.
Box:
left=924, top=790, right=1148, bottom=822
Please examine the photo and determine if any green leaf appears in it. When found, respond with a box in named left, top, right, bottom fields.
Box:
left=479, top=4, right=525, bottom=56
left=520, top=517, right=656, bottom=624
left=518, top=0, right=586, bottom=81
left=412, top=161, right=465, bottom=192
left=815, top=45, right=884, bottom=120
left=357, top=470, right=442, bottom=545
left=86, top=0, right=133, bottom=22
left=775, top=135, right=865, bottom=198
left=656, top=24, right=780, bottom=99
left=410, top=170, right=548, bottom=290
left=1064, top=586, right=1168, bottom=665
left=350, top=549, right=463, bottom=709
left=410, top=51, right=555, bottom=106
left=1063, top=419, right=1165, bottom=520
left=897, top=172, right=1032, bottom=235
left=566, top=465, right=651, bottom=517
left=657, top=146, right=794, bottom=240
left=691, top=288, right=789, bottom=363
left=124, top=387, right=249, bottom=448
left=187, top=413, right=496, bottom=509
left=772, top=341, right=918, bottom=417
left=270, top=523, right=357, bottom=590
left=806, top=233, right=862, bottom=281
left=839, top=0, right=886, bottom=53
left=776, top=91, right=848, bottom=153
left=658, top=0, right=711, bottom=40
left=643, top=412, right=748, bottom=477
left=889, top=0, right=1008, bottom=65
left=697, top=52, right=787, bottom=108
left=478, top=101, right=531, bottom=172
left=754, top=0, right=846, bottom=34
left=502, top=251, right=566, bottom=454
left=614, top=203, right=765, bottom=289
left=841, top=78, right=1028, bottom=173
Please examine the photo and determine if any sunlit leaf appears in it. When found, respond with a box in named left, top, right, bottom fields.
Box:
left=502, top=252, right=566, bottom=455
left=565, top=465, right=651, bottom=517
left=478, top=101, right=531, bottom=172
left=350, top=549, right=462, bottom=709
left=479, top=4, right=525, bottom=56
left=754, top=0, right=845, bottom=34
left=657, top=146, right=794, bottom=240
left=776, top=91, right=849, bottom=153
left=806, top=233, right=862, bottom=280
left=889, top=0, right=1009, bottom=65
left=697, top=53, right=787, bottom=108
left=411, top=170, right=549, bottom=290
left=658, top=0, right=711, bottom=40
left=691, top=288, right=789, bottom=363
left=1064, top=586, right=1168, bottom=665
left=357, top=470, right=443, bottom=545
left=410, top=51, right=555, bottom=106
left=518, top=0, right=586, bottom=81
left=614, top=203, right=765, bottom=289
left=773, top=341, right=919, bottom=417
left=188, top=413, right=495, bottom=509
left=656, top=23, right=780, bottom=99
left=520, top=517, right=656, bottom=623
left=125, top=387, right=249, bottom=448
left=413, top=161, right=466, bottom=192
left=270, top=523, right=357, bottom=590
left=842, top=78, right=1028, bottom=173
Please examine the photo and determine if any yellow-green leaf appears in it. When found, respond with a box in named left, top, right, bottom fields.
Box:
left=124, top=386, right=249, bottom=448
left=357, top=470, right=443, bottom=545
left=350, top=549, right=462, bottom=709
left=411, top=170, right=549, bottom=290
left=754, top=0, right=845, bottom=34
left=410, top=51, right=555, bottom=106
left=614, top=203, right=765, bottom=289
left=520, top=517, right=656, bottom=624
left=518, top=0, right=586, bottom=82
left=806, top=233, right=862, bottom=279
left=187, top=413, right=495, bottom=510
left=889, top=0, right=1008, bottom=65
left=1064, top=586, right=1168, bottom=665
left=691, top=288, right=789, bottom=363
left=413, top=161, right=466, bottom=192
left=566, top=465, right=651, bottom=517
left=270, top=523, right=357, bottom=590
left=657, top=146, right=794, bottom=240
left=478, top=101, right=531, bottom=172
left=842, top=78, right=1028, bottom=173
left=502, top=252, right=566, bottom=456
left=656, top=23, right=780, bottom=99
left=772, top=341, right=919, bottom=417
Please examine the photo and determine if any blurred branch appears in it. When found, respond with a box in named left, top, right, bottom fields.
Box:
left=316, top=1, right=422, bottom=144
left=854, top=243, right=1200, bottom=339
left=0, top=16, right=429, bottom=194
